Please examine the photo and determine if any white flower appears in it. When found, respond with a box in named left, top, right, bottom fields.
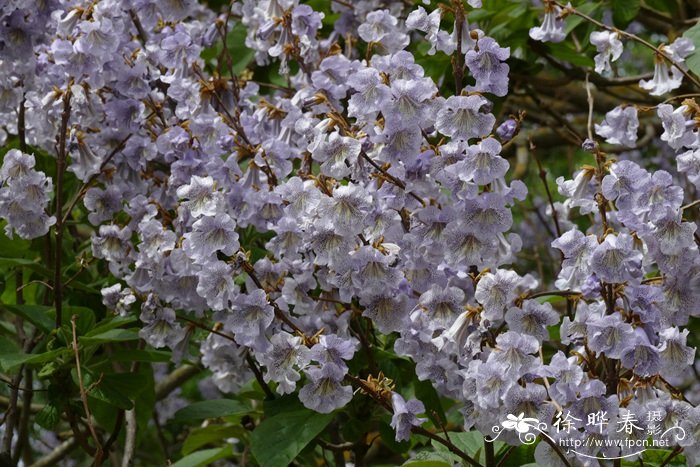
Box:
left=590, top=31, right=623, bottom=74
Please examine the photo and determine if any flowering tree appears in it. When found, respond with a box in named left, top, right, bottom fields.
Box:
left=1, top=0, right=700, bottom=465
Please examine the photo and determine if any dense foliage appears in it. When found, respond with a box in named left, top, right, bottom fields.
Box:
left=1, top=0, right=700, bottom=466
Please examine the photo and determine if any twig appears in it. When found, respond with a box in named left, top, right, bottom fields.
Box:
left=682, top=199, right=700, bottom=211
left=359, top=151, right=426, bottom=206
left=343, top=374, right=482, bottom=467
left=121, top=409, right=136, bottom=467
left=411, top=427, right=482, bottom=467
left=128, top=9, right=148, bottom=43
left=54, top=88, right=72, bottom=329
left=0, top=395, right=43, bottom=413
left=12, top=368, right=33, bottom=464
left=28, top=437, right=79, bottom=467
left=245, top=353, right=275, bottom=400
left=529, top=140, right=563, bottom=238
left=61, top=134, right=132, bottom=225
left=154, top=364, right=201, bottom=401
left=585, top=73, right=594, bottom=141
left=659, top=445, right=683, bottom=467
left=485, top=440, right=495, bottom=467
left=71, top=315, right=104, bottom=465
left=537, top=432, right=572, bottom=467
left=553, top=1, right=700, bottom=89
left=240, top=259, right=306, bottom=335
left=494, top=445, right=516, bottom=467
left=452, top=0, right=465, bottom=92
left=525, top=290, right=581, bottom=300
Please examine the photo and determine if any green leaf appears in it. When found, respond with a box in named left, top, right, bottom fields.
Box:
left=611, top=0, right=640, bottom=28
left=36, top=403, right=61, bottom=430
left=432, top=431, right=506, bottom=464
left=106, top=348, right=171, bottom=363
left=413, top=380, right=445, bottom=427
left=402, top=462, right=452, bottom=467
left=171, top=446, right=232, bottom=467
left=79, top=328, right=140, bottom=345
left=250, top=397, right=334, bottom=467
left=0, top=348, right=69, bottom=372
left=174, top=399, right=250, bottom=423
left=78, top=370, right=134, bottom=410
left=227, top=23, right=255, bottom=74
left=683, top=21, right=700, bottom=77
left=402, top=450, right=456, bottom=466
left=547, top=42, right=595, bottom=68
left=0, top=304, right=53, bottom=333
left=86, top=315, right=137, bottom=337
left=564, top=2, right=600, bottom=33
left=182, top=425, right=245, bottom=455
left=62, top=306, right=96, bottom=336
left=0, top=257, right=52, bottom=278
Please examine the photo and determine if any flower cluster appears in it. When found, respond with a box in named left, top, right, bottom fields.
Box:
left=1, top=0, right=700, bottom=464
left=0, top=149, right=55, bottom=239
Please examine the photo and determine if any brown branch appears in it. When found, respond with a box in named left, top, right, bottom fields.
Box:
left=154, top=364, right=202, bottom=401
left=553, top=1, right=700, bottom=90
left=54, top=88, right=72, bottom=329
left=343, top=375, right=482, bottom=467
left=529, top=140, right=563, bottom=238
left=70, top=315, right=104, bottom=465
left=28, top=437, right=79, bottom=467
left=61, top=134, right=132, bottom=225
left=451, top=0, right=465, bottom=92
left=245, top=353, right=275, bottom=400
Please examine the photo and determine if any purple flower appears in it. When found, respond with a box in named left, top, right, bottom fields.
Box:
left=601, top=160, right=649, bottom=210
left=505, top=301, right=559, bottom=343
left=488, top=331, right=540, bottom=378
left=228, top=289, right=274, bottom=349
left=310, top=334, right=358, bottom=372
left=258, top=332, right=311, bottom=395
left=589, top=233, right=643, bottom=283
left=594, top=106, right=639, bottom=148
left=465, top=37, right=510, bottom=97
left=587, top=313, right=634, bottom=359
left=183, top=214, right=239, bottom=263
left=496, top=119, right=518, bottom=141
left=435, top=95, right=496, bottom=140
left=658, top=327, right=695, bottom=378
left=620, top=328, right=660, bottom=377
left=551, top=229, right=597, bottom=290
left=447, top=137, right=508, bottom=185
left=640, top=59, right=683, bottom=96
left=385, top=77, right=437, bottom=130
left=312, top=132, right=361, bottom=179
left=475, top=269, right=521, bottom=321
left=390, top=393, right=426, bottom=442
left=298, top=364, right=353, bottom=414
left=347, top=67, right=391, bottom=118
left=657, top=104, right=695, bottom=150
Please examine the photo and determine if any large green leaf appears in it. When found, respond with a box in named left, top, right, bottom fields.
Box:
left=683, top=21, right=700, bottom=77
left=182, top=425, right=245, bottom=455
left=0, top=303, right=53, bottom=333
left=174, top=399, right=250, bottom=423
left=250, top=397, right=334, bottom=467
left=611, top=0, right=640, bottom=28
left=85, top=315, right=137, bottom=336
left=171, top=446, right=232, bottom=467
left=0, top=348, right=69, bottom=372
left=78, top=369, right=134, bottom=410
left=79, top=328, right=140, bottom=345
left=432, top=431, right=506, bottom=465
